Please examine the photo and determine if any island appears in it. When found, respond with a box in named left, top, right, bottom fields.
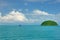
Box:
left=41, top=20, right=58, bottom=26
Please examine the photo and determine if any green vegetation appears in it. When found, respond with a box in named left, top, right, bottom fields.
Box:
left=41, top=20, right=58, bottom=26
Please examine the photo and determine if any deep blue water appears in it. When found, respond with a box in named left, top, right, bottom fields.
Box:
left=0, top=25, right=60, bottom=40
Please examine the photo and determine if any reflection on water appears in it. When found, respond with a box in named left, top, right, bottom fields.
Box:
left=0, top=25, right=60, bottom=40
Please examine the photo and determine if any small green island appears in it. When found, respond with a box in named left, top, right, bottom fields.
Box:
left=41, top=20, right=58, bottom=26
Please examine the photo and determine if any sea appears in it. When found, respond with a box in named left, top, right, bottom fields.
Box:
left=0, top=25, right=60, bottom=40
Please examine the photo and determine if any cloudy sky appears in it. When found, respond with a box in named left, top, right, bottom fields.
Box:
left=0, top=0, right=60, bottom=25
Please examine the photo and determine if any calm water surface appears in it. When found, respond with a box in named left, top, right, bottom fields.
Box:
left=0, top=25, right=60, bottom=40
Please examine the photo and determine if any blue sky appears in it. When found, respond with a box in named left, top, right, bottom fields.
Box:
left=0, top=0, right=60, bottom=14
left=0, top=0, right=60, bottom=25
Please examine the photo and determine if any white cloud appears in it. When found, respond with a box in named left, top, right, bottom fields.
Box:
left=0, top=10, right=28, bottom=24
left=25, top=9, right=59, bottom=25
left=25, top=9, right=52, bottom=16
left=0, top=9, right=59, bottom=25
left=33, top=10, right=50, bottom=15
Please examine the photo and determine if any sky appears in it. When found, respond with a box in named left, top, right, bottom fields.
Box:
left=0, top=0, right=60, bottom=25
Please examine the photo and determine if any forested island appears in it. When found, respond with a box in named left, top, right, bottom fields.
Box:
left=41, top=20, right=58, bottom=26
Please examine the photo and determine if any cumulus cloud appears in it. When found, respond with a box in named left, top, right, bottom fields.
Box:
left=0, top=9, right=59, bottom=25
left=0, top=10, right=28, bottom=24
left=33, top=10, right=50, bottom=15
left=25, top=9, right=58, bottom=25
left=25, top=10, right=49, bottom=15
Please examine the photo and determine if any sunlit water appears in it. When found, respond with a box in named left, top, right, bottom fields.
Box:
left=0, top=25, right=60, bottom=40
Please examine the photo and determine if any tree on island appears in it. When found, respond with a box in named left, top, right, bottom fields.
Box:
left=41, top=20, right=58, bottom=26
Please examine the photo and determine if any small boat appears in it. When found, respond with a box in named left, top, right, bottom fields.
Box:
left=19, top=25, right=21, bottom=27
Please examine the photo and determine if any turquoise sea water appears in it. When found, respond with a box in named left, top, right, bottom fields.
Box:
left=0, top=25, right=60, bottom=40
